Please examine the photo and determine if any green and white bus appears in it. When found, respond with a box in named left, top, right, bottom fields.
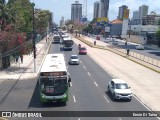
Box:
left=39, top=53, right=71, bottom=103
left=62, top=37, right=74, bottom=51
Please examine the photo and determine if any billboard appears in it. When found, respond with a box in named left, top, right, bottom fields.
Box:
left=105, top=27, right=110, bottom=32
left=97, top=17, right=108, bottom=22
left=123, top=9, right=130, bottom=19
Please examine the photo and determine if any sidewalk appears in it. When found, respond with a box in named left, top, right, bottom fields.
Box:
left=0, top=37, right=46, bottom=80
left=72, top=35, right=160, bottom=112
left=0, top=34, right=53, bottom=106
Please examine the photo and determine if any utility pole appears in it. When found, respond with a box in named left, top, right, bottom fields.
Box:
left=125, top=19, right=131, bottom=46
left=129, top=19, right=131, bottom=42
left=32, top=3, right=36, bottom=72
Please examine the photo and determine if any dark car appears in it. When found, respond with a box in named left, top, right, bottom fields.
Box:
left=79, top=47, right=87, bottom=55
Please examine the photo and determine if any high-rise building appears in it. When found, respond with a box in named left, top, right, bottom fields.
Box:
left=93, top=1, right=100, bottom=18
left=101, top=0, right=109, bottom=18
left=117, top=5, right=128, bottom=19
left=98, top=1, right=104, bottom=18
left=132, top=11, right=139, bottom=19
left=131, top=11, right=140, bottom=25
left=71, top=1, right=82, bottom=22
left=97, top=0, right=109, bottom=18
left=60, top=16, right=65, bottom=28
left=139, top=4, right=149, bottom=19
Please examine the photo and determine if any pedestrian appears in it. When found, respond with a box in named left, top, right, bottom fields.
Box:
left=78, top=44, right=81, bottom=49
left=15, top=55, right=19, bottom=63
left=20, top=55, right=23, bottom=63
left=94, top=41, right=96, bottom=46
left=125, top=41, right=127, bottom=46
left=46, top=37, right=47, bottom=42
left=126, top=49, right=130, bottom=56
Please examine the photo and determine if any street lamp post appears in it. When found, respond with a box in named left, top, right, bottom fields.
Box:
left=126, top=19, right=131, bottom=46
left=32, top=3, right=36, bottom=72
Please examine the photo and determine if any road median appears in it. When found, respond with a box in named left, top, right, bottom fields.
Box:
left=75, top=36, right=160, bottom=73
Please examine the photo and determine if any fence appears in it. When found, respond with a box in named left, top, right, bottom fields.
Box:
left=73, top=35, right=160, bottom=69
left=112, top=46, right=160, bottom=68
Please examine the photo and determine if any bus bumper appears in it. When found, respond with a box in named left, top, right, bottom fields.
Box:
left=40, top=93, right=68, bottom=103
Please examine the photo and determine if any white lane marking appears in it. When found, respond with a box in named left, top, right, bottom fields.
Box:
left=78, top=118, right=80, bottom=120
left=103, top=95, right=109, bottom=103
left=119, top=118, right=122, bottom=120
left=84, top=66, right=86, bottom=69
left=70, top=82, right=72, bottom=87
left=94, top=81, right=98, bottom=87
left=133, top=95, right=160, bottom=120
left=88, top=72, right=91, bottom=76
left=73, top=95, right=76, bottom=103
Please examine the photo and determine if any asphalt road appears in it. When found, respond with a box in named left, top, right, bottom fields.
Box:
left=91, top=36, right=160, bottom=60
left=0, top=41, right=159, bottom=120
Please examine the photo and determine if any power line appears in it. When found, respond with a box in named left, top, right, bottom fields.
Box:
left=0, top=41, right=32, bottom=57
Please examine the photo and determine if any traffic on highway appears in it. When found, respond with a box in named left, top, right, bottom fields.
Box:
left=29, top=31, right=159, bottom=120
left=0, top=31, right=159, bottom=120
left=90, top=35, right=160, bottom=60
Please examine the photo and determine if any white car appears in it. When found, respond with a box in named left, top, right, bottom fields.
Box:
left=135, top=44, right=144, bottom=50
left=62, top=35, right=69, bottom=39
left=108, top=79, right=132, bottom=101
left=69, top=55, right=79, bottom=65
left=104, top=38, right=111, bottom=43
left=112, top=40, right=118, bottom=45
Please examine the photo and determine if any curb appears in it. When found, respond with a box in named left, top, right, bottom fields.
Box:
left=75, top=36, right=160, bottom=74
left=0, top=118, right=8, bottom=120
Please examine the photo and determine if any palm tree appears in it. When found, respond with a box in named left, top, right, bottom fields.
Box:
left=0, top=0, right=14, bottom=30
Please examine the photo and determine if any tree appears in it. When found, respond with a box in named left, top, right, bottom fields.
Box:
left=0, top=25, right=31, bottom=68
left=34, top=9, right=50, bottom=35
left=7, top=0, right=33, bottom=34
left=0, top=0, right=14, bottom=30
left=65, top=19, right=73, bottom=26
left=0, top=0, right=51, bottom=69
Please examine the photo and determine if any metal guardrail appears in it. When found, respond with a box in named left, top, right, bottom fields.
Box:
left=112, top=47, right=160, bottom=68
left=75, top=35, right=160, bottom=69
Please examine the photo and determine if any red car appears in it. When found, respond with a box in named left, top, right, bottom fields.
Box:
left=79, top=47, right=87, bottom=55
left=96, top=36, right=100, bottom=40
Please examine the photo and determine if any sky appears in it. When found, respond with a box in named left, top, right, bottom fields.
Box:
left=30, top=0, right=160, bottom=24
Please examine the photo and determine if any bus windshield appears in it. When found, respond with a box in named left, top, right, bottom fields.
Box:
left=63, top=40, right=73, bottom=47
left=40, top=77, right=67, bottom=96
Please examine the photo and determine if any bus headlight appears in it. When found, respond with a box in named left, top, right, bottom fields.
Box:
left=63, top=94, right=67, bottom=98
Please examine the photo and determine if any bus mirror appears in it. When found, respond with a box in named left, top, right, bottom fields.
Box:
left=68, top=77, right=71, bottom=82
